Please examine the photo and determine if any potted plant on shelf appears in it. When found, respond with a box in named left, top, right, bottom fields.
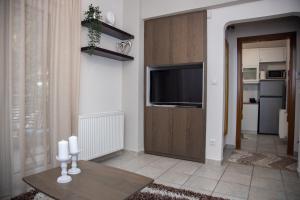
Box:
left=84, top=4, right=102, bottom=49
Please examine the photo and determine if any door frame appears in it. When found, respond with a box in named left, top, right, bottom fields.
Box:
left=236, top=32, right=297, bottom=155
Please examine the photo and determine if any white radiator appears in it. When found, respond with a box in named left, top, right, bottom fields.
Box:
left=78, top=111, right=124, bottom=160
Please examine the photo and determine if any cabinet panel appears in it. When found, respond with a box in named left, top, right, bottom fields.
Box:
left=150, top=107, right=172, bottom=154
left=242, top=49, right=259, bottom=66
left=145, top=17, right=171, bottom=66
left=145, top=11, right=206, bottom=66
left=144, top=108, right=153, bottom=152
left=187, top=108, right=205, bottom=160
left=172, top=108, right=188, bottom=156
left=259, top=47, right=286, bottom=62
left=171, top=12, right=205, bottom=64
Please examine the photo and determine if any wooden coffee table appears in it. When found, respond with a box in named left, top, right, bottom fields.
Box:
left=23, top=161, right=153, bottom=200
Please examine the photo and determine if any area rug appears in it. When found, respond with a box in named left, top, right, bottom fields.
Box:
left=12, top=183, right=228, bottom=200
left=228, top=150, right=297, bottom=171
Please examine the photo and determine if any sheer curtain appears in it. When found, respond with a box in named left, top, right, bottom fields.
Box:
left=0, top=0, right=80, bottom=198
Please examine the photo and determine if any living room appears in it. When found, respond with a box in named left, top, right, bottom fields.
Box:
left=0, top=0, right=300, bottom=200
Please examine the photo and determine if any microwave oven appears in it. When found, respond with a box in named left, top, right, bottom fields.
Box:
left=267, top=70, right=286, bottom=79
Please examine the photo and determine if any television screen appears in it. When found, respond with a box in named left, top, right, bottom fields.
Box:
left=150, top=64, right=203, bottom=106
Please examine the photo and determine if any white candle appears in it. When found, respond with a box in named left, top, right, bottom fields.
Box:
left=69, top=136, right=79, bottom=154
left=58, top=140, right=69, bottom=160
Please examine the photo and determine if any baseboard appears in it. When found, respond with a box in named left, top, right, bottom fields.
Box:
left=205, top=159, right=223, bottom=166
left=224, top=144, right=235, bottom=149
left=241, top=130, right=257, bottom=134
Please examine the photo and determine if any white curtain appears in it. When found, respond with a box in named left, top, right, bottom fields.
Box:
left=0, top=0, right=80, bottom=198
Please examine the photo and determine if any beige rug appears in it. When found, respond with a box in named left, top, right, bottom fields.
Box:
left=228, top=150, right=297, bottom=171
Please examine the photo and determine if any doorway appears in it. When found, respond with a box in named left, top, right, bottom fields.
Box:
left=236, top=32, right=297, bottom=156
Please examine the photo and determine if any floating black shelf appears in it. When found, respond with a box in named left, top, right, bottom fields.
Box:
left=81, top=47, right=134, bottom=61
left=81, top=19, right=134, bottom=40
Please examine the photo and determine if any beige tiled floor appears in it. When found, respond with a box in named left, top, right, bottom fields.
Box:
left=94, top=151, right=300, bottom=200
left=241, top=133, right=290, bottom=156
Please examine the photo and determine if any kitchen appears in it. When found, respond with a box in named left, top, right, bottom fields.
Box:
left=241, top=39, right=289, bottom=155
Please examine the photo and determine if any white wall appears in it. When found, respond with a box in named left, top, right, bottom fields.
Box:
left=141, top=0, right=248, bottom=19
left=225, top=17, right=300, bottom=153
left=80, top=0, right=124, bottom=114
left=122, top=0, right=144, bottom=151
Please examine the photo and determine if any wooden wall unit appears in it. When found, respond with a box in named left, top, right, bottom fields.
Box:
left=144, top=11, right=207, bottom=162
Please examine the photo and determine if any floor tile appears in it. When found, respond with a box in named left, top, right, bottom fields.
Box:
left=212, top=192, right=247, bottom=200
left=253, top=166, right=281, bottom=180
left=286, top=193, right=300, bottom=200
left=281, top=170, right=300, bottom=183
left=120, top=156, right=154, bottom=172
left=221, top=171, right=251, bottom=186
left=169, top=160, right=202, bottom=175
left=181, top=185, right=212, bottom=196
left=183, top=175, right=218, bottom=191
left=193, top=164, right=226, bottom=180
left=214, top=181, right=249, bottom=199
left=158, top=170, right=190, bottom=185
left=226, top=163, right=253, bottom=176
left=248, top=186, right=286, bottom=200
left=284, top=181, right=300, bottom=196
left=257, top=146, right=277, bottom=154
left=136, top=165, right=167, bottom=179
left=149, top=157, right=179, bottom=170
left=251, top=176, right=284, bottom=192
left=154, top=179, right=182, bottom=189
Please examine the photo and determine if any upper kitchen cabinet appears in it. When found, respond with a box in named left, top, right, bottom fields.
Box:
left=259, top=47, right=286, bottom=62
left=144, top=11, right=206, bottom=66
left=242, top=49, right=260, bottom=66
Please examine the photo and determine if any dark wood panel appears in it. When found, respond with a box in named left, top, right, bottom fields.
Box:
left=145, top=17, right=171, bottom=66
left=82, top=19, right=134, bottom=40
left=23, top=161, right=153, bottom=200
left=150, top=107, right=172, bottom=154
left=172, top=108, right=188, bottom=156
left=187, top=108, right=205, bottom=161
left=81, top=47, right=134, bottom=61
left=144, top=11, right=207, bottom=162
left=171, top=12, right=205, bottom=64
left=144, top=108, right=153, bottom=152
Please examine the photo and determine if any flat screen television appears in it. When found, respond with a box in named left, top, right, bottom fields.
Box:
left=150, top=64, right=203, bottom=107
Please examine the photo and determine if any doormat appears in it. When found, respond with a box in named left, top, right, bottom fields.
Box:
left=228, top=150, right=297, bottom=171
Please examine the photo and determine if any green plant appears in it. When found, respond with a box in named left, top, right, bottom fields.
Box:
left=84, top=4, right=102, bottom=48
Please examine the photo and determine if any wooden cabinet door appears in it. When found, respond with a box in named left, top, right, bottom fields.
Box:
left=171, top=108, right=188, bottom=156
left=150, top=107, right=172, bottom=154
left=145, top=17, right=171, bottom=66
left=144, top=108, right=153, bottom=152
left=186, top=108, right=205, bottom=161
left=171, top=11, right=205, bottom=64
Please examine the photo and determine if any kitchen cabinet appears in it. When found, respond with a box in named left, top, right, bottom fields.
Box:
left=242, top=103, right=258, bottom=133
left=242, top=66, right=259, bottom=84
left=259, top=47, right=286, bottom=62
left=242, top=49, right=260, bottom=66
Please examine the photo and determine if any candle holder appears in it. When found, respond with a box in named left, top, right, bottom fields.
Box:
left=56, top=155, right=72, bottom=184
left=68, top=151, right=81, bottom=175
